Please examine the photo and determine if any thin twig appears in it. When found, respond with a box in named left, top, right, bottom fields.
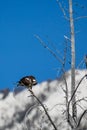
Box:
left=24, top=104, right=39, bottom=130
left=75, top=16, right=87, bottom=20
left=61, top=39, right=69, bottom=114
left=76, top=104, right=85, bottom=112
left=77, top=57, right=84, bottom=69
left=69, top=74, right=87, bottom=105
left=34, top=34, right=63, bottom=64
left=56, top=0, right=69, bottom=20
left=46, top=36, right=63, bottom=59
left=62, top=41, right=67, bottom=67
left=64, top=35, right=71, bottom=64
left=73, top=97, right=87, bottom=113
left=64, top=35, right=71, bottom=42
left=74, top=97, right=87, bottom=106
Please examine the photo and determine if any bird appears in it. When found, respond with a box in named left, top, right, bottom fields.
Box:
left=17, top=75, right=37, bottom=89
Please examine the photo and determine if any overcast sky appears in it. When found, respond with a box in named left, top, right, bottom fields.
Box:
left=0, top=0, right=87, bottom=90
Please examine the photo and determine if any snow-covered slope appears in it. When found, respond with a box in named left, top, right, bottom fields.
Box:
left=0, top=70, right=87, bottom=130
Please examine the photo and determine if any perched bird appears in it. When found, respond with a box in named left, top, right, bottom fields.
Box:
left=17, top=75, right=37, bottom=89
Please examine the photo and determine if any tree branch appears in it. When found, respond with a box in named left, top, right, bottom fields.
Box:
left=77, top=109, right=87, bottom=128
left=56, top=0, right=69, bottom=20
left=28, top=89, right=58, bottom=130
left=34, top=34, right=63, bottom=64
left=75, top=16, right=87, bottom=20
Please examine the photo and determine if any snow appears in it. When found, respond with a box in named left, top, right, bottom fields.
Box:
left=0, top=69, right=87, bottom=130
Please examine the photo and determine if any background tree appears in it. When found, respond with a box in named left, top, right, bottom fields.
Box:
left=35, top=0, right=87, bottom=129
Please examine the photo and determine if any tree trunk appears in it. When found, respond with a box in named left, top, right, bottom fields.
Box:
left=69, top=0, right=77, bottom=123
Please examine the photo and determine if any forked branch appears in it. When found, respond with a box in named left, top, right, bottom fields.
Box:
left=67, top=74, right=87, bottom=127
left=56, top=0, right=69, bottom=20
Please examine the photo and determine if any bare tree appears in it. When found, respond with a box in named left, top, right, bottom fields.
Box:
left=57, top=0, right=87, bottom=129
left=22, top=1, right=87, bottom=130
